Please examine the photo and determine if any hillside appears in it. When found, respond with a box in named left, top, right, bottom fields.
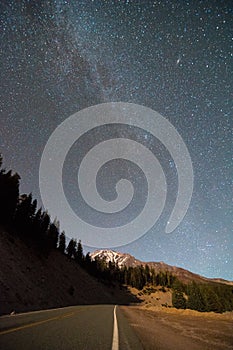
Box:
left=0, top=227, right=138, bottom=316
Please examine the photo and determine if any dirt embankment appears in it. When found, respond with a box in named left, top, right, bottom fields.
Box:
left=121, top=306, right=233, bottom=350
left=0, top=227, right=138, bottom=315
left=129, top=285, right=173, bottom=308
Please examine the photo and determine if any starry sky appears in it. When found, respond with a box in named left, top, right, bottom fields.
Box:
left=0, top=1, right=232, bottom=280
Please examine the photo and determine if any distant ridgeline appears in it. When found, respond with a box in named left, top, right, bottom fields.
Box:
left=0, top=153, right=233, bottom=313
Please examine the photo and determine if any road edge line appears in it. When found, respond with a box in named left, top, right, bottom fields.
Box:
left=111, top=305, right=119, bottom=350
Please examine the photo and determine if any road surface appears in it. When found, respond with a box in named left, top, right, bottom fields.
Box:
left=0, top=305, right=143, bottom=350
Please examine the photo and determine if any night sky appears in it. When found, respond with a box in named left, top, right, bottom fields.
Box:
left=1, top=1, right=232, bottom=280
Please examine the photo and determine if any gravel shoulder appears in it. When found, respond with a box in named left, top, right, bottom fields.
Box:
left=120, top=306, right=233, bottom=350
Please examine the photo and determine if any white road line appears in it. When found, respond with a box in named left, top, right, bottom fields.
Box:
left=111, top=305, right=119, bottom=350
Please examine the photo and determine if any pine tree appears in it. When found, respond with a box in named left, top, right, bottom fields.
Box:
left=75, top=240, right=84, bottom=265
left=203, top=286, right=222, bottom=313
left=66, top=239, right=76, bottom=258
left=145, top=264, right=151, bottom=284
left=172, top=289, right=186, bottom=309
left=32, top=207, right=43, bottom=238
left=58, top=231, right=66, bottom=253
left=0, top=162, right=20, bottom=224
left=47, top=220, right=59, bottom=250
left=40, top=211, right=51, bottom=236
left=14, top=193, right=37, bottom=235
left=32, top=209, right=50, bottom=251
left=84, top=252, right=92, bottom=272
left=187, top=282, right=206, bottom=312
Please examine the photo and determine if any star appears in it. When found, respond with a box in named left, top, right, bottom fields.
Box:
left=0, top=0, right=232, bottom=280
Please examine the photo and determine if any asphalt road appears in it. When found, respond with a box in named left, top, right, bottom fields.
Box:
left=0, top=305, right=143, bottom=350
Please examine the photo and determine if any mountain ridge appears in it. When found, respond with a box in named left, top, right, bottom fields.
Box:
left=90, top=249, right=233, bottom=286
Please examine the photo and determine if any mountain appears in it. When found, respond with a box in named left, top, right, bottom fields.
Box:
left=90, top=249, right=233, bottom=286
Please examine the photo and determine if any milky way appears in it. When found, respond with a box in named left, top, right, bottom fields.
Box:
left=0, top=1, right=232, bottom=279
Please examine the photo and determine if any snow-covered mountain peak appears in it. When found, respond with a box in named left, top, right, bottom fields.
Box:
left=90, top=249, right=137, bottom=268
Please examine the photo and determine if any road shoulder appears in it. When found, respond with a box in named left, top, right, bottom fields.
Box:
left=120, top=306, right=233, bottom=350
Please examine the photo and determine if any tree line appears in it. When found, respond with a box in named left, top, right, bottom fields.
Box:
left=0, top=153, right=232, bottom=313
left=172, top=278, right=233, bottom=313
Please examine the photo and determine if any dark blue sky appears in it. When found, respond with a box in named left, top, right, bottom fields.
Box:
left=0, top=1, right=232, bottom=279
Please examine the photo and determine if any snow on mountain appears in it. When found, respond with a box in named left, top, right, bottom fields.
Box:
left=90, top=249, right=139, bottom=268
left=90, top=249, right=172, bottom=270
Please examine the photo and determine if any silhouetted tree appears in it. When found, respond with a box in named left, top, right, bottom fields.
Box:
left=31, top=208, right=51, bottom=251
left=83, top=252, right=92, bottom=272
left=75, top=240, right=84, bottom=265
left=58, top=231, right=66, bottom=253
left=47, top=219, right=59, bottom=250
left=66, top=238, right=76, bottom=258
left=14, top=193, right=37, bottom=235
left=0, top=157, right=20, bottom=224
